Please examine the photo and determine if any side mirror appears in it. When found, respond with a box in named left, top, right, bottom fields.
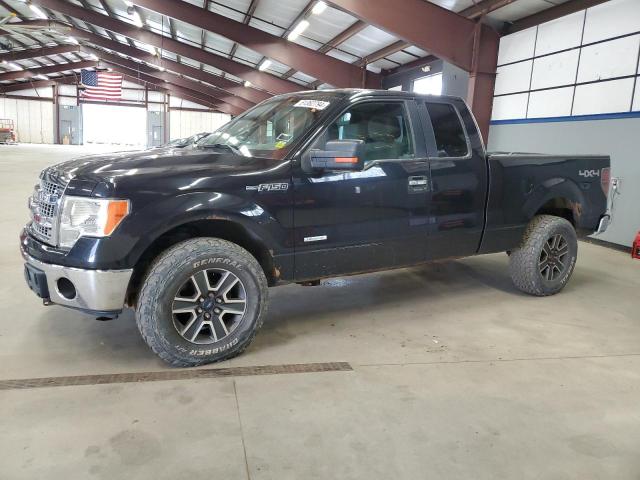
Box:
left=308, top=139, right=365, bottom=171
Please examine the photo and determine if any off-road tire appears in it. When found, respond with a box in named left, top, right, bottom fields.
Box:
left=508, top=215, right=578, bottom=296
left=136, top=238, right=268, bottom=367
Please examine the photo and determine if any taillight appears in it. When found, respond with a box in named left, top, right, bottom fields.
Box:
left=600, top=167, right=610, bottom=197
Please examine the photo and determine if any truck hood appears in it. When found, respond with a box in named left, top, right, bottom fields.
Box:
left=47, top=147, right=275, bottom=187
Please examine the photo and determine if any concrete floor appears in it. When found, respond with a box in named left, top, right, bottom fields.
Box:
left=1, top=144, right=639, bottom=479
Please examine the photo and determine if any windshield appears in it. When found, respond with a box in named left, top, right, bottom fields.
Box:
left=199, top=95, right=334, bottom=160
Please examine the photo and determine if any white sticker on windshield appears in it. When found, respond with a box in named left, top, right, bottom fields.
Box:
left=294, top=100, right=330, bottom=110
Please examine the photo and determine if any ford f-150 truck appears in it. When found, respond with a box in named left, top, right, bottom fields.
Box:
left=21, top=89, right=611, bottom=366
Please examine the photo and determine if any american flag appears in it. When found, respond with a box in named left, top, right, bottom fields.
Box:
left=80, top=69, right=123, bottom=100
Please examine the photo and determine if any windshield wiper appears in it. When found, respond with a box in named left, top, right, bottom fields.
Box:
left=201, top=143, right=241, bottom=154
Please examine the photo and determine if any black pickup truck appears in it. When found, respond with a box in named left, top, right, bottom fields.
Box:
left=21, top=89, right=611, bottom=366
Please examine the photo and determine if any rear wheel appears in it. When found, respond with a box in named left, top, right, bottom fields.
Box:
left=508, top=215, right=578, bottom=296
left=136, top=238, right=268, bottom=367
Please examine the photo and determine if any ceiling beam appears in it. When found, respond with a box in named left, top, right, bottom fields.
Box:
left=507, top=0, right=610, bottom=33
left=131, top=0, right=377, bottom=88
left=28, top=0, right=301, bottom=94
left=355, top=40, right=410, bottom=67
left=68, top=26, right=268, bottom=104
left=318, top=20, right=366, bottom=54
left=0, top=59, right=97, bottom=82
left=81, top=45, right=251, bottom=112
left=0, top=44, right=79, bottom=62
left=460, top=0, right=518, bottom=20
left=0, top=74, right=78, bottom=93
left=326, top=0, right=499, bottom=73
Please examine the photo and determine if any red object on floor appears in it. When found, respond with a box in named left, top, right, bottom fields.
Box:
left=633, top=231, right=640, bottom=260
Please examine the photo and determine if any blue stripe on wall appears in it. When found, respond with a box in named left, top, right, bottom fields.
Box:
left=490, top=111, right=640, bottom=125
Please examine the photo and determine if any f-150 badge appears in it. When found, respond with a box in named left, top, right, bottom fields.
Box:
left=246, top=183, right=289, bottom=192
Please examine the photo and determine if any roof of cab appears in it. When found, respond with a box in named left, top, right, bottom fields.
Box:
left=269, top=88, right=463, bottom=103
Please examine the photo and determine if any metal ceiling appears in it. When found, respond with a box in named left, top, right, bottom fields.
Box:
left=0, top=0, right=600, bottom=119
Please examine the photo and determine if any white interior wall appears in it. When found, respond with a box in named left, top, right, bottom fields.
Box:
left=491, top=0, right=640, bottom=121
left=0, top=96, right=54, bottom=144
left=489, top=0, right=640, bottom=247
left=169, top=104, right=230, bottom=140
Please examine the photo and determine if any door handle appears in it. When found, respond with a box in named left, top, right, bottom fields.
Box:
left=408, top=176, right=429, bottom=193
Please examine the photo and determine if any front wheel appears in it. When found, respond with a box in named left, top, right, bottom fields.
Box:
left=508, top=215, right=578, bottom=296
left=136, top=238, right=268, bottom=367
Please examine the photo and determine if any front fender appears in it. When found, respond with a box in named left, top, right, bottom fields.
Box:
left=123, top=191, right=289, bottom=266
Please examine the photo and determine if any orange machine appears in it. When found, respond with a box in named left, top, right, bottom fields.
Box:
left=0, top=118, right=16, bottom=143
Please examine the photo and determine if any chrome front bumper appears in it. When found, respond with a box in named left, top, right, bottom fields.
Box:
left=21, top=248, right=133, bottom=313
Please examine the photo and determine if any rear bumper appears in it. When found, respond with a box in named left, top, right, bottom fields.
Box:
left=21, top=243, right=132, bottom=315
left=595, top=213, right=611, bottom=235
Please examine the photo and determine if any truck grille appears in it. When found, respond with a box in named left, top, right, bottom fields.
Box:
left=28, top=172, right=67, bottom=246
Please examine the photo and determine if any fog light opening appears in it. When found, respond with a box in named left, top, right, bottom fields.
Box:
left=56, top=277, right=77, bottom=300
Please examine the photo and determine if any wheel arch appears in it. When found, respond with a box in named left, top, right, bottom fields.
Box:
left=526, top=178, right=586, bottom=227
left=126, top=217, right=277, bottom=306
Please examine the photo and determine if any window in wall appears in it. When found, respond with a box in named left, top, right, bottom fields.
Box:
left=425, top=102, right=468, bottom=157
left=388, top=85, right=402, bottom=91
left=412, top=73, right=443, bottom=95
left=316, top=102, right=415, bottom=163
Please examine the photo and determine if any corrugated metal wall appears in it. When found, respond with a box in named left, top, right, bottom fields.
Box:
left=0, top=97, right=54, bottom=144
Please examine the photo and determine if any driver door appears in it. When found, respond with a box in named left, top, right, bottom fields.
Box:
left=292, top=99, right=431, bottom=280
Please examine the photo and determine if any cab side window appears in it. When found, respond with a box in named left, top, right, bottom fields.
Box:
left=425, top=103, right=469, bottom=158
left=317, top=102, right=415, bottom=164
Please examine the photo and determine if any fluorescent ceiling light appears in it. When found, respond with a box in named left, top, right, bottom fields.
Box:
left=66, top=36, right=79, bottom=45
left=29, top=4, right=48, bottom=19
left=35, top=74, right=49, bottom=80
left=287, top=19, right=309, bottom=41
left=5, top=61, right=22, bottom=70
left=131, top=10, right=143, bottom=28
left=258, top=59, right=271, bottom=71
left=312, top=1, right=327, bottom=15
left=88, top=53, right=99, bottom=61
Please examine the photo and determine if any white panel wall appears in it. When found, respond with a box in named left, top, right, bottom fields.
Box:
left=582, top=0, right=640, bottom=43
left=527, top=87, right=574, bottom=118
left=535, top=11, right=584, bottom=56
left=492, top=0, right=640, bottom=122
left=0, top=97, right=54, bottom=144
left=169, top=106, right=230, bottom=140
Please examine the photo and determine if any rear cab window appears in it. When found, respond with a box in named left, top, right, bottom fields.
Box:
left=424, top=102, right=469, bottom=158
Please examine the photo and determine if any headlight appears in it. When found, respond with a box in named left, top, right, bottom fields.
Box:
left=58, top=196, right=130, bottom=249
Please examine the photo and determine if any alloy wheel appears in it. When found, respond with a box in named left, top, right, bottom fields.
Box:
left=171, top=268, right=247, bottom=344
left=538, top=233, right=569, bottom=282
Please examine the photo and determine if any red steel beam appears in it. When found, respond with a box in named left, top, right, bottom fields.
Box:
left=0, top=60, right=97, bottom=82
left=466, top=23, right=499, bottom=143
left=460, top=0, right=518, bottom=20
left=355, top=40, right=410, bottom=67
left=327, top=0, right=498, bottom=73
left=329, top=0, right=499, bottom=142
left=70, top=27, right=267, bottom=104
left=0, top=74, right=77, bottom=93
left=28, top=0, right=300, bottom=94
left=508, top=0, right=610, bottom=33
left=82, top=45, right=251, bottom=112
left=0, top=44, right=79, bottom=62
left=318, top=20, right=366, bottom=54
left=131, top=0, right=376, bottom=88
